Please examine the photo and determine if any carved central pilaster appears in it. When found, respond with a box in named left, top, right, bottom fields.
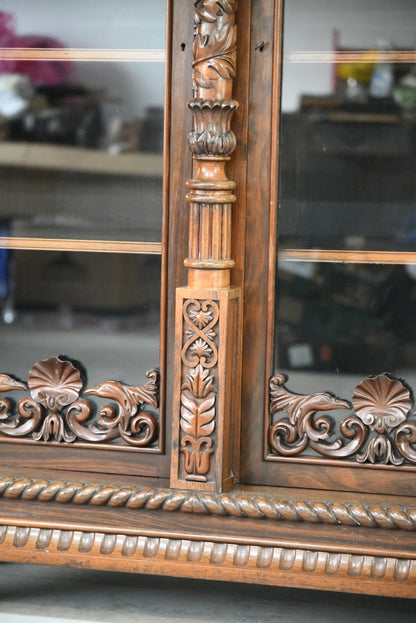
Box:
left=171, top=1, right=241, bottom=492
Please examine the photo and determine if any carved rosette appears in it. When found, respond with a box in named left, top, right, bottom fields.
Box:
left=0, top=357, right=159, bottom=448
left=268, top=372, right=416, bottom=466
left=179, top=299, right=219, bottom=481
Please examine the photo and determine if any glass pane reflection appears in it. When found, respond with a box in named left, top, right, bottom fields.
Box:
left=0, top=1, right=166, bottom=243
left=275, top=260, right=416, bottom=395
left=279, top=0, right=416, bottom=252
left=0, top=250, right=160, bottom=386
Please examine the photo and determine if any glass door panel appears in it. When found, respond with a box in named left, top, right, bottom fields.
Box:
left=0, top=250, right=160, bottom=385
left=278, top=0, right=416, bottom=253
left=268, top=0, right=416, bottom=487
left=0, top=1, right=166, bottom=247
left=0, top=1, right=168, bottom=469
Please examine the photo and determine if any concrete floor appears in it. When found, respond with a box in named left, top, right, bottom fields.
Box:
left=0, top=564, right=415, bottom=622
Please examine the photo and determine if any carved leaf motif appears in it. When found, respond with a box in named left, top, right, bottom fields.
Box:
left=195, top=0, right=237, bottom=23
left=182, top=364, right=217, bottom=398
left=190, top=338, right=212, bottom=359
left=205, top=57, right=236, bottom=80
left=181, top=393, right=216, bottom=438
left=188, top=307, right=213, bottom=329
left=192, top=0, right=237, bottom=94
left=195, top=4, right=218, bottom=23
left=181, top=436, right=214, bottom=480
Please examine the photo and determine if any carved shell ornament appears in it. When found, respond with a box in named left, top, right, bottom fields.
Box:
left=269, top=372, right=416, bottom=466
left=0, top=356, right=159, bottom=448
left=28, top=357, right=83, bottom=412
left=352, top=374, right=411, bottom=434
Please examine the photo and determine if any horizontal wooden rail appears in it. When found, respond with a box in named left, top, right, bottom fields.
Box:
left=0, top=48, right=165, bottom=62
left=280, top=249, right=416, bottom=264
left=0, top=143, right=163, bottom=177
left=0, top=237, right=162, bottom=255
left=288, top=50, right=416, bottom=64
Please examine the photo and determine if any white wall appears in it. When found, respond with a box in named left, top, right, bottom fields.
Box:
left=1, top=0, right=166, bottom=119
left=283, top=0, right=416, bottom=111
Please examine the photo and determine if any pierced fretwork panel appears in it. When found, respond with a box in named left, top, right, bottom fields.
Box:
left=268, top=372, right=416, bottom=466
left=0, top=356, right=159, bottom=450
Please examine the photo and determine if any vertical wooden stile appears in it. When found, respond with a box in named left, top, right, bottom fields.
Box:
left=170, top=0, right=241, bottom=491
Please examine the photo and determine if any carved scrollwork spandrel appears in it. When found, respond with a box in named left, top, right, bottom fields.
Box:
left=268, top=372, right=416, bottom=466
left=0, top=357, right=159, bottom=448
left=269, top=374, right=366, bottom=459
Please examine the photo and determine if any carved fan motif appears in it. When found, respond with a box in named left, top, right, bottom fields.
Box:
left=352, top=374, right=412, bottom=434
left=28, top=357, right=83, bottom=412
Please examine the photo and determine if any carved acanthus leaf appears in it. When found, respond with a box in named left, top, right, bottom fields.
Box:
left=192, top=0, right=237, bottom=95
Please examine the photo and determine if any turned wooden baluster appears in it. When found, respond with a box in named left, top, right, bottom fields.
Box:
left=170, top=0, right=241, bottom=491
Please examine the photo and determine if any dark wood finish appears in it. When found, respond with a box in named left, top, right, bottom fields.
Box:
left=239, top=0, right=278, bottom=485
left=170, top=0, right=242, bottom=491
left=164, top=0, right=194, bottom=475
left=171, top=287, right=241, bottom=491
left=2, top=0, right=416, bottom=599
left=3, top=473, right=416, bottom=533
left=0, top=524, right=415, bottom=598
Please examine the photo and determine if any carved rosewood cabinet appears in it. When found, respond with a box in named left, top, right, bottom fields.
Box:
left=1, top=0, right=416, bottom=598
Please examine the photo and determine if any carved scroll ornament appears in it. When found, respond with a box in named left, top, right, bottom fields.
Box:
left=269, top=372, right=416, bottom=466
left=0, top=356, right=159, bottom=448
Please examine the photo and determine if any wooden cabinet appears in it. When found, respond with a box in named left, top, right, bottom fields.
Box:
left=1, top=0, right=416, bottom=598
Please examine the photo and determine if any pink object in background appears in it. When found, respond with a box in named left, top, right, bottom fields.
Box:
left=0, top=11, right=76, bottom=86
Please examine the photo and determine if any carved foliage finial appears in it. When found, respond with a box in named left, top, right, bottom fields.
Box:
left=189, top=1, right=238, bottom=159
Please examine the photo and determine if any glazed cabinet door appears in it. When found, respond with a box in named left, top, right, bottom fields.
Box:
left=240, top=0, right=416, bottom=496
left=0, top=1, right=172, bottom=480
